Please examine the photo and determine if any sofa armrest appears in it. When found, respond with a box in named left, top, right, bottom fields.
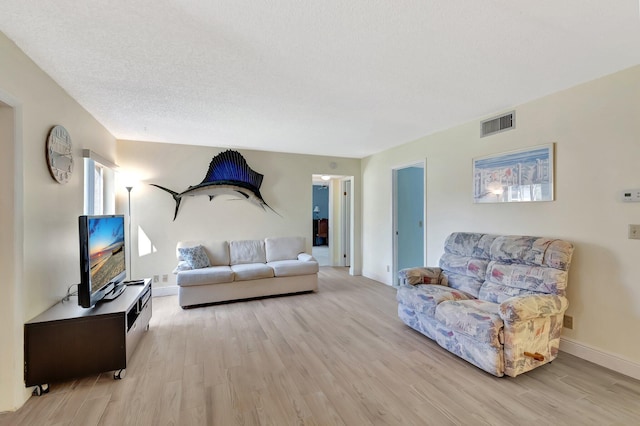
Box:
left=499, top=294, right=568, bottom=323
left=297, top=253, right=316, bottom=262
left=398, top=267, right=442, bottom=286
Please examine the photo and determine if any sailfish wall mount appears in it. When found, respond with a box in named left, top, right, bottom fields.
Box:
left=151, top=150, right=277, bottom=220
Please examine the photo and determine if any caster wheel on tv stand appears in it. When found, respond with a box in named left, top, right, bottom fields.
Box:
left=114, top=369, right=126, bottom=380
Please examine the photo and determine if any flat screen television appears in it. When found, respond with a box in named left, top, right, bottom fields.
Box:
left=78, top=215, right=127, bottom=308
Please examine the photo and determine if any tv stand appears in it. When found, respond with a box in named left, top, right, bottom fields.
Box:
left=24, top=279, right=152, bottom=394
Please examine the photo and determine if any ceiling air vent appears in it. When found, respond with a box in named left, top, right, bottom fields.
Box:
left=480, top=111, right=515, bottom=137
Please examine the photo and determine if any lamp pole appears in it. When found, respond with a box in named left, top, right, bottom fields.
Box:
left=126, top=186, right=133, bottom=280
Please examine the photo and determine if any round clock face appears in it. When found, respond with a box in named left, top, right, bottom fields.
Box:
left=46, top=125, right=74, bottom=184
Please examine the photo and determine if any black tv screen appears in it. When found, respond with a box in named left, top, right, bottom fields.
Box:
left=78, top=215, right=126, bottom=308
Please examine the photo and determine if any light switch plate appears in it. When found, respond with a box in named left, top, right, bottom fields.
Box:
left=629, top=225, right=640, bottom=239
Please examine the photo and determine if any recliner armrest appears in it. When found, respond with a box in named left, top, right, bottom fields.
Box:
left=398, top=267, right=442, bottom=286
left=499, top=294, right=568, bottom=323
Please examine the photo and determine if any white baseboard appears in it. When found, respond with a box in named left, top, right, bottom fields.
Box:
left=152, top=285, right=179, bottom=297
left=560, top=337, right=640, bottom=380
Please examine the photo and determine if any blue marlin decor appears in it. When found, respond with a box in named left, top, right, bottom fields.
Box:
left=151, top=150, right=276, bottom=220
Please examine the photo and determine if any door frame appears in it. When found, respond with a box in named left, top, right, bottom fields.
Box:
left=340, top=178, right=352, bottom=268
left=0, top=90, right=26, bottom=410
left=392, top=161, right=426, bottom=285
left=311, top=175, right=354, bottom=271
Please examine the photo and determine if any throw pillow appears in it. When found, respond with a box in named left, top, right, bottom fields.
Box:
left=178, top=245, right=211, bottom=269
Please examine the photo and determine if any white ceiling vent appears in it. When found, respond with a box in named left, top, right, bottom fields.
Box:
left=481, top=111, right=515, bottom=137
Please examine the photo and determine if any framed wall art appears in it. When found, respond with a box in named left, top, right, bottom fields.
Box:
left=473, top=143, right=554, bottom=203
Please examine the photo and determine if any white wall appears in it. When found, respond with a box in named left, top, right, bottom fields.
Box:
left=0, top=32, right=117, bottom=411
left=116, top=140, right=362, bottom=287
left=361, top=65, right=640, bottom=373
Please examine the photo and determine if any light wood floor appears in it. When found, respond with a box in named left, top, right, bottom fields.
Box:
left=2, top=267, right=639, bottom=425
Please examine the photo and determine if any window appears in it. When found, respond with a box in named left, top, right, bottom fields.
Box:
left=92, top=163, right=104, bottom=214
left=83, top=151, right=117, bottom=215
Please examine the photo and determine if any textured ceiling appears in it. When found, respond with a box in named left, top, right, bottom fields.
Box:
left=1, top=1, right=639, bottom=158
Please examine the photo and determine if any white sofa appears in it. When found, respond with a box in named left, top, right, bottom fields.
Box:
left=174, top=236, right=318, bottom=308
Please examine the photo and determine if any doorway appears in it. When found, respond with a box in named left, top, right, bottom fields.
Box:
left=312, top=181, right=330, bottom=265
left=311, top=175, right=353, bottom=269
left=393, top=163, right=425, bottom=285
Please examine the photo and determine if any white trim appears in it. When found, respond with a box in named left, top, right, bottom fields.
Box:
left=340, top=178, right=352, bottom=268
left=152, top=285, right=179, bottom=297
left=82, top=149, right=119, bottom=170
left=0, top=90, right=30, bottom=411
left=560, top=337, right=640, bottom=380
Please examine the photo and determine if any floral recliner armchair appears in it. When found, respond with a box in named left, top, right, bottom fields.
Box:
left=397, top=232, right=574, bottom=377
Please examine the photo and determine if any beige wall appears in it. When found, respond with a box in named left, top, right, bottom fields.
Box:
left=0, top=32, right=117, bottom=411
left=116, top=140, right=362, bottom=286
left=2, top=26, right=639, bottom=411
left=362, top=65, right=640, bottom=371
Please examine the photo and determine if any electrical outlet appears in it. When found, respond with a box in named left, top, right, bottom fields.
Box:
left=563, top=315, right=573, bottom=329
left=162, top=274, right=168, bottom=282
left=153, top=275, right=159, bottom=283
left=629, top=224, right=640, bottom=240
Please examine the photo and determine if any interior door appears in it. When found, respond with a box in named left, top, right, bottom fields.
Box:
left=394, top=165, right=425, bottom=284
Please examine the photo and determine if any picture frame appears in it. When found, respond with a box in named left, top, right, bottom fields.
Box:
left=473, top=143, right=554, bottom=203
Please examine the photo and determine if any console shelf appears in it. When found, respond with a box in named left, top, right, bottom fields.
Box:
left=24, top=279, right=152, bottom=391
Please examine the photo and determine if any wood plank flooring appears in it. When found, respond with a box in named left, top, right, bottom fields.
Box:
left=2, top=267, right=639, bottom=425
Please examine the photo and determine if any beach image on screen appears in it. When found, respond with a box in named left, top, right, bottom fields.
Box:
left=88, top=216, right=125, bottom=292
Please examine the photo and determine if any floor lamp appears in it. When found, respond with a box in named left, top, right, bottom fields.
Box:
left=126, top=186, right=133, bottom=280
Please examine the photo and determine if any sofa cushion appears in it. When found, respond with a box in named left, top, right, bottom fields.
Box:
left=490, top=236, right=548, bottom=265
left=444, top=233, right=497, bottom=259
left=484, top=261, right=568, bottom=296
left=265, top=237, right=305, bottom=262
left=439, top=273, right=485, bottom=299
left=268, top=259, right=319, bottom=277
left=396, top=285, right=473, bottom=317
left=231, top=263, right=274, bottom=281
left=178, top=245, right=211, bottom=269
left=438, top=233, right=497, bottom=298
left=490, top=236, right=573, bottom=270
left=478, top=281, right=538, bottom=304
left=435, top=299, right=504, bottom=348
left=439, top=253, right=489, bottom=281
left=177, top=240, right=230, bottom=266
left=541, top=240, right=574, bottom=271
left=230, top=240, right=266, bottom=265
left=177, top=266, right=234, bottom=287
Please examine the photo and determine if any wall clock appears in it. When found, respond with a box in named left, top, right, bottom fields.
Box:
left=46, top=125, right=74, bottom=184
